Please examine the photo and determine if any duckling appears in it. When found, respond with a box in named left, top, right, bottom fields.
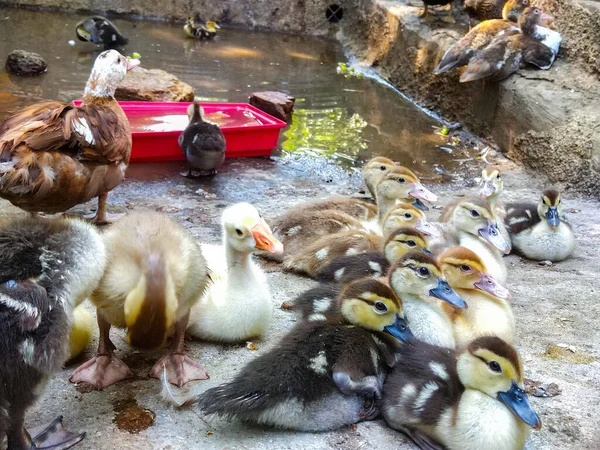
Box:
left=76, top=16, right=128, bottom=49
left=184, top=15, right=220, bottom=39
left=68, top=304, right=96, bottom=361
left=178, top=102, right=226, bottom=177
left=382, top=336, right=542, bottom=450
left=505, top=189, right=575, bottom=262
left=434, top=0, right=530, bottom=75
left=362, top=156, right=397, bottom=200
left=0, top=215, right=106, bottom=449
left=439, top=246, right=514, bottom=348
left=460, top=7, right=556, bottom=82
left=388, top=252, right=467, bottom=348
left=382, top=203, right=442, bottom=237
left=200, top=20, right=220, bottom=39
left=436, top=196, right=511, bottom=283
left=316, top=227, right=431, bottom=284
left=186, top=203, right=282, bottom=343
left=69, top=211, right=210, bottom=389
left=195, top=278, right=413, bottom=431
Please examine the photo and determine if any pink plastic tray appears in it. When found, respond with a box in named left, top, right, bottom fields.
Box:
left=72, top=100, right=287, bottom=163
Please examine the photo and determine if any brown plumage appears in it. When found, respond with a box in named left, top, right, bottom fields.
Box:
left=464, top=0, right=507, bottom=21
left=0, top=50, right=138, bottom=223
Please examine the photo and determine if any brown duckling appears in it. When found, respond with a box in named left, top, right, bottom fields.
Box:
left=434, top=0, right=529, bottom=74
left=460, top=7, right=556, bottom=82
left=194, top=278, right=413, bottom=431
left=362, top=156, right=397, bottom=199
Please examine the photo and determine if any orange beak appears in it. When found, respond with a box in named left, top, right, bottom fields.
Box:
left=251, top=221, right=283, bottom=254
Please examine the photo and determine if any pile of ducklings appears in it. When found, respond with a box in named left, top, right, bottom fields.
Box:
left=0, top=157, right=574, bottom=449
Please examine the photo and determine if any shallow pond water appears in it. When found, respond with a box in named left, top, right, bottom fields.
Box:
left=0, top=7, right=477, bottom=180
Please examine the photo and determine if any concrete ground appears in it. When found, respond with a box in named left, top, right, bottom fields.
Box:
left=1, top=152, right=599, bottom=450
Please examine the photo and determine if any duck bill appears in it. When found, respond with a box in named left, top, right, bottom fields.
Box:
left=126, top=58, right=141, bottom=71
left=76, top=27, right=91, bottom=41
left=498, top=381, right=542, bottom=430
left=429, top=278, right=468, bottom=309
left=252, top=221, right=284, bottom=254
left=383, top=314, right=414, bottom=343
left=474, top=272, right=511, bottom=300
left=479, top=181, right=495, bottom=198
left=546, top=207, right=560, bottom=229
left=422, top=247, right=433, bottom=255
left=409, top=183, right=438, bottom=204
left=479, top=220, right=511, bottom=254
left=416, top=219, right=441, bottom=237
left=412, top=198, right=429, bottom=212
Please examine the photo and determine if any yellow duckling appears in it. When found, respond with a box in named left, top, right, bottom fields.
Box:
left=382, top=336, right=542, bottom=450
left=67, top=305, right=95, bottom=361
left=184, top=15, right=220, bottom=39
left=440, top=246, right=514, bottom=349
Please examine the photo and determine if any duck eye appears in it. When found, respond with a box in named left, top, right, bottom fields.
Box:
left=470, top=209, right=480, bottom=217
left=398, top=178, right=406, bottom=183
left=460, top=264, right=472, bottom=272
left=406, top=240, right=416, bottom=247
left=380, top=165, right=387, bottom=171
left=374, top=301, right=388, bottom=313
left=496, top=174, right=501, bottom=179
left=488, top=361, right=502, bottom=373
left=404, top=213, right=412, bottom=219
left=235, top=228, right=243, bottom=236
left=417, top=267, right=430, bottom=276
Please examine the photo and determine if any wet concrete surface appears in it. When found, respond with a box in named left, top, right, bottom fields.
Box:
left=1, top=152, right=599, bottom=450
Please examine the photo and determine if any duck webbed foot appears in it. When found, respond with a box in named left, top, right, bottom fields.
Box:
left=398, top=425, right=446, bottom=450
left=27, top=416, right=85, bottom=450
left=149, top=311, right=209, bottom=387
left=84, top=192, right=123, bottom=226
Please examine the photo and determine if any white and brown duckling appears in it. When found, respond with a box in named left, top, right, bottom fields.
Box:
left=505, top=189, right=575, bottom=262
left=76, top=16, right=128, bottom=49
left=0, top=216, right=106, bottom=449
left=186, top=203, right=282, bottom=343
left=434, top=0, right=530, bottom=75
left=195, top=278, right=413, bottom=431
left=69, top=211, right=210, bottom=389
left=0, top=50, right=139, bottom=225
left=382, top=336, right=542, bottom=450
left=316, top=227, right=431, bottom=284
left=178, top=102, right=226, bottom=177
left=388, top=252, right=467, bottom=348
left=439, top=246, right=514, bottom=348
left=435, top=196, right=511, bottom=283
left=460, top=7, right=556, bottom=82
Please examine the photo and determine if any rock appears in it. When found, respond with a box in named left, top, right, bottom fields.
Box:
left=115, top=68, right=194, bottom=102
left=249, top=91, right=295, bottom=122
left=5, top=50, right=47, bottom=76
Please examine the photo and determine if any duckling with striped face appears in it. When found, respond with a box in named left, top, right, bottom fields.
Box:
left=382, top=203, right=441, bottom=238
left=315, top=227, right=430, bottom=284
left=440, top=247, right=514, bottom=348
left=438, top=197, right=511, bottom=283
left=505, top=189, right=575, bottom=262
left=195, top=278, right=413, bottom=431
left=362, top=156, right=397, bottom=200
left=382, top=336, right=541, bottom=450
left=389, top=252, right=467, bottom=348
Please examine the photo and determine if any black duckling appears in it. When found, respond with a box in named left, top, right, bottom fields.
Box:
left=460, top=7, right=556, bottom=82
left=75, top=16, right=128, bottom=49
left=505, top=188, right=575, bottom=261
left=184, top=15, right=220, bottom=40
left=195, top=278, right=413, bottom=431
left=0, top=216, right=106, bottom=449
left=382, top=336, right=541, bottom=450
left=178, top=102, right=226, bottom=177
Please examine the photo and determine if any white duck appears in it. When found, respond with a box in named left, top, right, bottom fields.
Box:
left=187, top=203, right=283, bottom=343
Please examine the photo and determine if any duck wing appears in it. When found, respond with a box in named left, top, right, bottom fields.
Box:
left=459, top=32, right=522, bottom=82
left=521, top=36, right=555, bottom=69
left=504, top=201, right=540, bottom=235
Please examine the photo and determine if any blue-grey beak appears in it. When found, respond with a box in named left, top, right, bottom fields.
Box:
left=422, top=247, right=433, bottom=255
left=429, top=278, right=467, bottom=309
left=479, top=220, right=511, bottom=254
left=412, top=198, right=429, bottom=211
left=546, top=207, right=560, bottom=228
left=497, top=381, right=542, bottom=430
left=383, top=314, right=414, bottom=343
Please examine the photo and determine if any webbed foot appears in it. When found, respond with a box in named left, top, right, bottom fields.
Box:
left=84, top=211, right=124, bottom=226
left=149, top=353, right=209, bottom=387
left=27, top=416, right=85, bottom=450
left=398, top=425, right=446, bottom=450
left=69, top=353, right=133, bottom=389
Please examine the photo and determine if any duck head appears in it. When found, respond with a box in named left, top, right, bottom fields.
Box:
left=538, top=189, right=562, bottom=230
left=388, top=251, right=467, bottom=309
left=382, top=204, right=441, bottom=237
left=478, top=167, right=503, bottom=199
left=439, top=247, right=511, bottom=299
left=205, top=21, right=220, bottom=32
left=339, top=278, right=413, bottom=343
left=362, top=156, right=397, bottom=198
left=457, top=336, right=542, bottom=430
left=383, top=227, right=431, bottom=262
left=84, top=49, right=139, bottom=99
left=502, top=0, right=531, bottom=22
left=222, top=203, right=283, bottom=255
left=376, top=166, right=438, bottom=212
left=519, top=7, right=553, bottom=35
left=186, top=102, right=205, bottom=123
left=452, top=198, right=511, bottom=254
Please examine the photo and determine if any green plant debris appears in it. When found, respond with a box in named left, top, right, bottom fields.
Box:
left=539, top=345, right=597, bottom=364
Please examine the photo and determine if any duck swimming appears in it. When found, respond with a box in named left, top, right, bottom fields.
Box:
left=76, top=16, right=129, bottom=49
